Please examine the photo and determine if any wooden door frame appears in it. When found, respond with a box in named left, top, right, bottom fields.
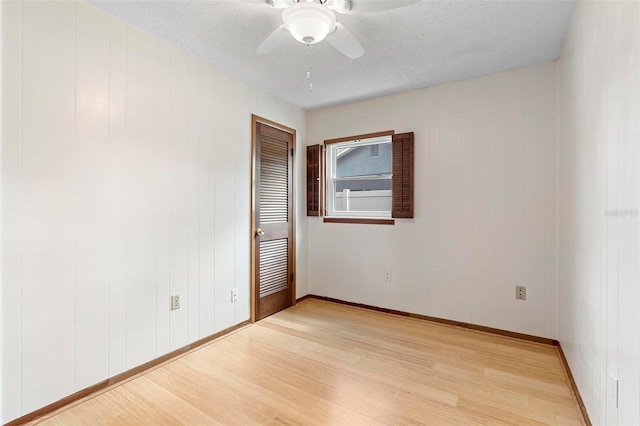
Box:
left=250, top=114, right=296, bottom=323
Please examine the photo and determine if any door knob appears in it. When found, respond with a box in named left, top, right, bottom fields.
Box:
left=255, top=228, right=265, bottom=236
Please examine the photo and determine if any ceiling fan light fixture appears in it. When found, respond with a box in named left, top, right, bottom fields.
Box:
left=282, top=1, right=336, bottom=45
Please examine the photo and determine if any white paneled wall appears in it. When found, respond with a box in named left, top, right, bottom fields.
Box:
left=75, top=1, right=111, bottom=391
left=1, top=1, right=307, bottom=422
left=558, top=1, right=640, bottom=425
left=308, top=63, right=559, bottom=339
left=21, top=1, right=77, bottom=414
left=2, top=2, right=23, bottom=423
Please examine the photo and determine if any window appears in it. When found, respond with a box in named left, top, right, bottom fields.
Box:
left=326, top=135, right=393, bottom=218
left=306, top=131, right=414, bottom=223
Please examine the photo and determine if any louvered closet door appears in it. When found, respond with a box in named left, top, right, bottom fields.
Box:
left=255, top=122, right=293, bottom=320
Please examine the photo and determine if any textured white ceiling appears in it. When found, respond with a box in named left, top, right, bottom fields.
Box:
left=88, top=0, right=576, bottom=110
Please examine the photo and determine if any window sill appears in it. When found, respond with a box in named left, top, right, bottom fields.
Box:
left=323, top=217, right=395, bottom=225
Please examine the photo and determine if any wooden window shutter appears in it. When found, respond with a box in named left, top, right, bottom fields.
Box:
left=392, top=132, right=414, bottom=218
left=306, top=144, right=323, bottom=216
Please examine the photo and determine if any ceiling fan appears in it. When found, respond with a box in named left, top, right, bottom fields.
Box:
left=247, top=0, right=420, bottom=59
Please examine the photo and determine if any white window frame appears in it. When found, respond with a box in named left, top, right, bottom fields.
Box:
left=326, top=135, right=393, bottom=218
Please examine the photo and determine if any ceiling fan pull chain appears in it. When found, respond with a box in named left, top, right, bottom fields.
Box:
left=307, top=44, right=314, bottom=93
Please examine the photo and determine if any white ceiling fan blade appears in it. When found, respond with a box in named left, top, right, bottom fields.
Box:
left=257, top=25, right=290, bottom=54
left=342, top=0, right=420, bottom=14
left=325, top=23, right=364, bottom=59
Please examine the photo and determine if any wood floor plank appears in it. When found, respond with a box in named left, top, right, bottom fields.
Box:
left=31, top=299, right=585, bottom=425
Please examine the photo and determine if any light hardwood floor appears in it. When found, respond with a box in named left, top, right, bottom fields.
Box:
left=33, top=299, right=585, bottom=425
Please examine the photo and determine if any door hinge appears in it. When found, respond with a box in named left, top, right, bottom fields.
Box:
left=290, top=273, right=294, bottom=282
left=291, top=148, right=294, bottom=157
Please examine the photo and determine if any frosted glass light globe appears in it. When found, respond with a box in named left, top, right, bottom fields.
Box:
left=283, top=2, right=336, bottom=45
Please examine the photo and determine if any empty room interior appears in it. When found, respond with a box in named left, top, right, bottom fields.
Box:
left=1, top=0, right=639, bottom=424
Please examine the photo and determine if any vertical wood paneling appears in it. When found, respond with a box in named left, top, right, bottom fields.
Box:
left=2, top=0, right=23, bottom=420
left=592, top=6, right=611, bottom=413
left=187, top=57, right=202, bottom=342
left=603, top=3, right=620, bottom=422
left=234, top=81, right=252, bottom=322
left=107, top=16, right=128, bottom=378
left=198, top=65, right=217, bottom=337
left=2, top=1, right=305, bottom=422
left=470, top=75, right=495, bottom=327
left=168, top=46, right=189, bottom=351
left=521, top=66, right=548, bottom=337
left=125, top=26, right=158, bottom=368
left=558, top=1, right=640, bottom=424
left=611, top=2, right=640, bottom=423
left=544, top=63, right=559, bottom=341
left=308, top=63, right=558, bottom=339
left=492, top=69, right=525, bottom=331
left=431, top=84, right=464, bottom=321
left=458, top=80, right=475, bottom=323
left=214, top=70, right=236, bottom=332
left=425, top=86, right=441, bottom=319
left=21, top=0, right=76, bottom=412
left=155, top=39, right=172, bottom=357
left=74, top=1, right=110, bottom=390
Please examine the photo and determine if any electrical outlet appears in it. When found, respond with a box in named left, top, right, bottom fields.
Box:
left=515, top=286, right=526, bottom=300
left=384, top=271, right=392, bottom=282
left=170, top=295, right=180, bottom=310
left=231, top=288, right=238, bottom=303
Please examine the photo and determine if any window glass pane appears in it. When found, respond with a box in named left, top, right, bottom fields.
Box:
left=333, top=179, right=391, bottom=212
left=336, top=142, right=391, bottom=178
left=327, top=135, right=393, bottom=217
left=335, top=179, right=391, bottom=192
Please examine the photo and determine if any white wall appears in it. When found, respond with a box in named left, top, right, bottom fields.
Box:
left=308, top=63, right=559, bottom=340
left=558, top=1, right=640, bottom=425
left=1, top=1, right=307, bottom=422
